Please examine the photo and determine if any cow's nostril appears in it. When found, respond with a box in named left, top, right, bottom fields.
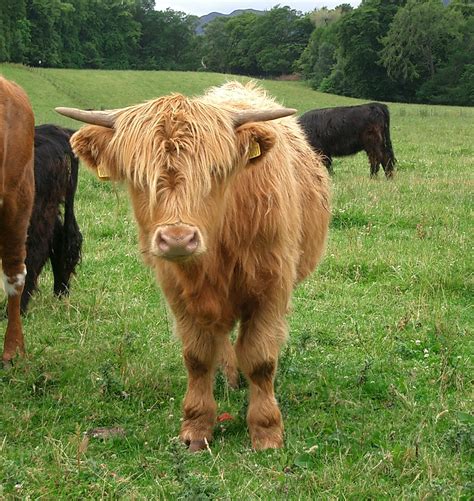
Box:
left=155, top=226, right=200, bottom=257
left=157, top=231, right=171, bottom=253
left=185, top=231, right=199, bottom=252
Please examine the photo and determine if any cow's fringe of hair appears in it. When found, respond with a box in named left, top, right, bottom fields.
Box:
left=110, top=96, right=236, bottom=215
left=106, top=81, right=289, bottom=216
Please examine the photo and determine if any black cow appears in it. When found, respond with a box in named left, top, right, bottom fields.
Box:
left=20, top=124, right=83, bottom=313
left=298, top=103, right=396, bottom=178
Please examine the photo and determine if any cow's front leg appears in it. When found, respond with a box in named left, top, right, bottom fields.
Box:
left=179, top=328, right=221, bottom=451
left=236, top=307, right=287, bottom=450
left=2, top=261, right=27, bottom=364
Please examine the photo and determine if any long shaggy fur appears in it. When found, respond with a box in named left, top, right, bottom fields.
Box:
left=71, top=81, right=331, bottom=449
left=21, top=124, right=83, bottom=313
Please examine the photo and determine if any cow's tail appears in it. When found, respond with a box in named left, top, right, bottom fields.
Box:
left=381, top=104, right=396, bottom=171
left=62, top=152, right=83, bottom=274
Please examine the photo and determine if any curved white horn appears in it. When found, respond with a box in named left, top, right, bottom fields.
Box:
left=55, top=107, right=121, bottom=128
left=233, top=107, right=297, bottom=127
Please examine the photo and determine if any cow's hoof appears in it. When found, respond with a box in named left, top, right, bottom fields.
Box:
left=188, top=439, right=208, bottom=452
left=250, top=426, right=283, bottom=450
left=180, top=422, right=213, bottom=453
left=2, top=359, right=13, bottom=370
left=181, top=435, right=210, bottom=453
left=252, top=436, right=283, bottom=450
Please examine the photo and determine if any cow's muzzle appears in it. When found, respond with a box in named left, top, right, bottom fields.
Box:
left=153, top=224, right=201, bottom=260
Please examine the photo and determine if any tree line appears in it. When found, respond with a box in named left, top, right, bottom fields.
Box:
left=0, top=0, right=472, bottom=105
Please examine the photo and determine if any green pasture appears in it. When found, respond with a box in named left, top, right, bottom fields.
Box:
left=0, top=64, right=473, bottom=499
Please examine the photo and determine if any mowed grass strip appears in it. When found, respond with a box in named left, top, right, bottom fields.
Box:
left=0, top=64, right=473, bottom=499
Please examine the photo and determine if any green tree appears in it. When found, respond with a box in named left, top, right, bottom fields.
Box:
left=381, top=0, right=465, bottom=83
left=201, top=13, right=260, bottom=74
left=25, top=0, right=76, bottom=67
left=137, top=8, right=200, bottom=70
left=221, top=13, right=259, bottom=74
left=251, top=6, right=313, bottom=76
left=201, top=8, right=311, bottom=76
left=309, top=4, right=352, bottom=27
left=54, top=0, right=86, bottom=67
left=201, top=17, right=232, bottom=73
left=416, top=3, right=474, bottom=105
left=0, top=0, right=30, bottom=63
left=324, top=0, right=406, bottom=100
left=446, top=0, right=474, bottom=19
left=94, top=0, right=140, bottom=69
left=297, top=6, right=349, bottom=86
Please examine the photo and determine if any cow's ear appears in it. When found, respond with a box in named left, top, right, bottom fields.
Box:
left=70, top=125, right=121, bottom=181
left=235, top=122, right=277, bottom=166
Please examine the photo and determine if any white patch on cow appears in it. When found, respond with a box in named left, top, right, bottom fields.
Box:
left=1, top=264, right=26, bottom=296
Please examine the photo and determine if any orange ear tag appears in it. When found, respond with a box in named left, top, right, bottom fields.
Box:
left=248, top=140, right=261, bottom=160
left=97, top=163, right=111, bottom=181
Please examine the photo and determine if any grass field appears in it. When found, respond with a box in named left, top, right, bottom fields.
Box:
left=0, top=63, right=473, bottom=499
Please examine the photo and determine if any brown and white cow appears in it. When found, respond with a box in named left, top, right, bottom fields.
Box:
left=0, top=76, right=35, bottom=364
left=56, top=82, right=330, bottom=450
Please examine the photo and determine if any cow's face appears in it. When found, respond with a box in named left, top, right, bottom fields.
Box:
left=66, top=95, right=289, bottom=263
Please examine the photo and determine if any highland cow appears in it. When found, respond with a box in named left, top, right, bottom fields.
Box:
left=56, top=82, right=330, bottom=450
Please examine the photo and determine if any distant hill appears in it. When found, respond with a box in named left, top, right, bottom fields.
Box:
left=197, top=2, right=451, bottom=33
left=196, top=9, right=264, bottom=34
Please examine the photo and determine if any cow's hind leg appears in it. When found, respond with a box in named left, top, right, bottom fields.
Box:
left=220, top=336, right=239, bottom=388
left=236, top=304, right=287, bottom=450
left=369, top=154, right=381, bottom=178
left=368, top=145, right=385, bottom=178
left=179, top=326, right=224, bottom=451
left=382, top=154, right=395, bottom=179
left=1, top=251, right=28, bottom=364
left=50, top=216, right=68, bottom=296
left=51, top=213, right=82, bottom=297
left=21, top=232, right=50, bottom=314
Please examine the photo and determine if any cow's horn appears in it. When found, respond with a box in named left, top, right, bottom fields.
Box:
left=233, top=108, right=297, bottom=127
left=55, top=107, right=120, bottom=128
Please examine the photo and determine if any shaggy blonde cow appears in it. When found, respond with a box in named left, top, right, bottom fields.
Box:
left=57, top=82, right=330, bottom=450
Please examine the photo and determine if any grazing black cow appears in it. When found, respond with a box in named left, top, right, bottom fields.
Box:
left=21, top=124, right=83, bottom=313
left=298, top=103, right=396, bottom=178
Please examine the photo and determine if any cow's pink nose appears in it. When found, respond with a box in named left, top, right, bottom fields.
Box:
left=156, top=225, right=200, bottom=258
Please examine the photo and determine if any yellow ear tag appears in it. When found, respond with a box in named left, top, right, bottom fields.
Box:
left=97, top=163, right=111, bottom=181
left=248, top=140, right=261, bottom=160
